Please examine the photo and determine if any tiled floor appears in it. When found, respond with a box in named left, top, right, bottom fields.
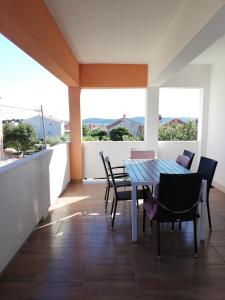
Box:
left=1, top=181, right=225, bottom=299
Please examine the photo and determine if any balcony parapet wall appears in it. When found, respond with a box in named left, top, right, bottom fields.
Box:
left=0, top=143, right=70, bottom=273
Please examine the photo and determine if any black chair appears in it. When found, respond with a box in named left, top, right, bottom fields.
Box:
left=99, top=151, right=131, bottom=211
left=105, top=156, right=144, bottom=228
left=143, top=173, right=203, bottom=257
left=172, top=153, right=192, bottom=231
left=183, top=150, right=195, bottom=170
left=197, top=156, right=218, bottom=229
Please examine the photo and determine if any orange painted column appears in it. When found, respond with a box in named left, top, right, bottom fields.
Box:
left=68, top=87, right=83, bottom=181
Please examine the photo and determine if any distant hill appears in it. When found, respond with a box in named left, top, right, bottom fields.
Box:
left=160, top=117, right=197, bottom=124
left=83, top=118, right=116, bottom=126
left=83, top=117, right=144, bottom=126
left=82, top=116, right=197, bottom=126
left=131, top=117, right=144, bottom=124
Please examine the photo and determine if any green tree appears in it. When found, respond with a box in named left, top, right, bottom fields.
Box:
left=82, top=124, right=90, bottom=136
left=91, top=129, right=108, bottom=141
left=3, top=123, right=38, bottom=153
left=109, top=127, right=132, bottom=141
left=158, top=121, right=197, bottom=141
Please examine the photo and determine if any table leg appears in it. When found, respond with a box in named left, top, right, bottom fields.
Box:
left=131, top=185, right=138, bottom=242
left=200, top=179, right=207, bottom=241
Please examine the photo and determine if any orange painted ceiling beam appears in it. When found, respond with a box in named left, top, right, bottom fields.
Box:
left=80, top=64, right=148, bottom=88
left=0, top=0, right=79, bottom=87
left=0, top=1, right=148, bottom=88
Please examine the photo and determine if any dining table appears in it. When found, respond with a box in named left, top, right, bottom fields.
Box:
left=124, top=158, right=207, bottom=242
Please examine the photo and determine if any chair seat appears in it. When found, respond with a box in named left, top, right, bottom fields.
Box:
left=143, top=189, right=158, bottom=219
left=109, top=180, right=131, bottom=188
left=144, top=198, right=158, bottom=220
left=117, top=189, right=144, bottom=201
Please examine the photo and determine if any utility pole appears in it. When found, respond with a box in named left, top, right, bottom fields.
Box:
left=40, top=105, right=47, bottom=149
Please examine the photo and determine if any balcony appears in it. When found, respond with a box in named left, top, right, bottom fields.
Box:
left=1, top=1, right=225, bottom=297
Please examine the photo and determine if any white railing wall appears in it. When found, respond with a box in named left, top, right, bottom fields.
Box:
left=83, top=141, right=145, bottom=178
left=0, top=143, right=70, bottom=273
left=83, top=140, right=200, bottom=178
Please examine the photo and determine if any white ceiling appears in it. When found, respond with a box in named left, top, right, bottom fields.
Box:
left=45, top=0, right=183, bottom=64
left=192, top=33, right=225, bottom=65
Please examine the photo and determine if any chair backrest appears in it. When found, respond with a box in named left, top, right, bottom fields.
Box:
left=183, top=150, right=195, bottom=170
left=104, top=156, right=118, bottom=195
left=157, top=173, right=203, bottom=222
left=176, top=154, right=190, bottom=169
left=130, top=149, right=155, bottom=159
left=99, top=151, right=110, bottom=184
left=197, top=156, right=218, bottom=194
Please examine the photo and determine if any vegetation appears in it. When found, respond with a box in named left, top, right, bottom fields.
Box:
left=91, top=129, right=108, bottom=141
left=3, top=123, right=38, bottom=153
left=82, top=126, right=134, bottom=141
left=109, top=127, right=132, bottom=141
left=46, top=136, right=62, bottom=146
left=82, top=120, right=197, bottom=141
left=158, top=120, right=197, bottom=141
left=82, top=125, right=109, bottom=141
left=45, top=133, right=70, bottom=146
left=82, top=124, right=90, bottom=136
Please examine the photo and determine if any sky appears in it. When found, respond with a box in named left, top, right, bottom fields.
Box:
left=81, top=89, right=146, bottom=119
left=0, top=34, right=200, bottom=121
left=159, top=88, right=200, bottom=118
left=0, top=34, right=69, bottom=120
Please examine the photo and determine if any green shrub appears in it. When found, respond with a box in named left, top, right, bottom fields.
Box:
left=158, top=121, right=197, bottom=141
left=3, top=123, right=38, bottom=153
left=46, top=136, right=61, bottom=146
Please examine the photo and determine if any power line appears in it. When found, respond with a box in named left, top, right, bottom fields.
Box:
left=0, top=104, right=40, bottom=112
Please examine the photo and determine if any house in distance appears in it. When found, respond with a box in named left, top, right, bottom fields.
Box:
left=107, top=115, right=143, bottom=139
left=23, top=115, right=65, bottom=140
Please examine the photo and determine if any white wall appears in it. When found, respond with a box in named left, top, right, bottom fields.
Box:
left=83, top=141, right=145, bottom=178
left=83, top=141, right=200, bottom=178
left=206, top=62, right=225, bottom=190
left=0, top=143, right=70, bottom=273
left=49, top=143, right=70, bottom=204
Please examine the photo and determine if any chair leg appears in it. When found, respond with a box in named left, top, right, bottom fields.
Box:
left=179, top=221, right=182, bottom=231
left=206, top=195, right=212, bottom=229
left=105, top=186, right=110, bottom=211
left=150, top=220, right=153, bottom=228
left=110, top=196, right=115, bottom=216
left=171, top=222, right=175, bottom=231
left=193, top=219, right=198, bottom=258
left=143, top=207, right=146, bottom=232
left=111, top=199, right=118, bottom=228
left=157, top=221, right=161, bottom=258
left=104, top=186, right=108, bottom=202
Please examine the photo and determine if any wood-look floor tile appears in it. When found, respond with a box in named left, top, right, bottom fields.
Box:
left=1, top=182, right=225, bottom=299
